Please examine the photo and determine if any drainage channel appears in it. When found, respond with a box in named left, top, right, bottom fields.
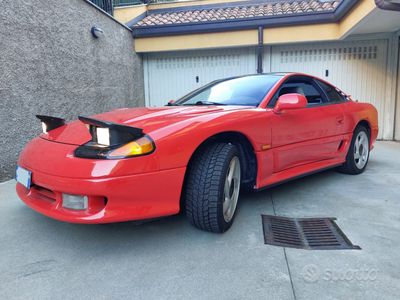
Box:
left=262, top=215, right=361, bottom=250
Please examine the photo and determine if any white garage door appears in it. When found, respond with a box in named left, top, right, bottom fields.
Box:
left=269, top=40, right=388, bottom=138
left=144, top=47, right=256, bottom=107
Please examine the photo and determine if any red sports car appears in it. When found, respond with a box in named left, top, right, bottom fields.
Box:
left=16, top=73, right=378, bottom=233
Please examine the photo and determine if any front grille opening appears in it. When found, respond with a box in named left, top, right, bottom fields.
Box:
left=262, top=215, right=361, bottom=250
left=31, top=185, right=56, bottom=203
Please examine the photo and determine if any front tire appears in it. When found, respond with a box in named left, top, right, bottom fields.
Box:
left=185, top=143, right=241, bottom=233
left=337, top=125, right=370, bottom=175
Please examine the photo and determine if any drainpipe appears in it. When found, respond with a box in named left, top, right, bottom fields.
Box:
left=257, top=26, right=264, bottom=74
left=394, top=35, right=400, bottom=140
left=375, top=0, right=400, bottom=11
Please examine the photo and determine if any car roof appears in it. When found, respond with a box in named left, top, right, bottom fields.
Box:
left=230, top=72, right=299, bottom=79
left=208, top=72, right=323, bottom=86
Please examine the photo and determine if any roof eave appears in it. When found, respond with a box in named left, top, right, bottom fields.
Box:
left=131, top=0, right=359, bottom=38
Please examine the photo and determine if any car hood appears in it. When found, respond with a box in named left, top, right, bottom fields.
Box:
left=41, top=106, right=251, bottom=145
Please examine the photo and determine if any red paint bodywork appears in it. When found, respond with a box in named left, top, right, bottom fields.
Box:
left=16, top=73, right=378, bottom=223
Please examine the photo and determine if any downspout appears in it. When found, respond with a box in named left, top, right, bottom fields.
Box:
left=394, top=34, right=400, bottom=140
left=257, top=26, right=264, bottom=74
left=375, top=0, right=400, bottom=11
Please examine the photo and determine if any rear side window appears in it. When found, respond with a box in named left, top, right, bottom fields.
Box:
left=317, top=80, right=346, bottom=103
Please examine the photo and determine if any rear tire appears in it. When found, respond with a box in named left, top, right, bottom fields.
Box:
left=337, top=125, right=370, bottom=175
left=185, top=143, right=241, bottom=233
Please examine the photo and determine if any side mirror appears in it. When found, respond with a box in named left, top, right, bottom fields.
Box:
left=273, top=93, right=308, bottom=114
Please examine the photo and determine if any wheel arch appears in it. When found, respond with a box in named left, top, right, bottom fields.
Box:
left=355, top=119, right=372, bottom=141
left=356, top=120, right=371, bottom=132
left=180, top=131, right=258, bottom=207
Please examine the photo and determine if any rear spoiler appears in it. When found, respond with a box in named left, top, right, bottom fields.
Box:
left=78, top=116, right=144, bottom=147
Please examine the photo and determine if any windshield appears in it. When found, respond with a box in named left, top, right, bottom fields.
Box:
left=175, top=75, right=283, bottom=106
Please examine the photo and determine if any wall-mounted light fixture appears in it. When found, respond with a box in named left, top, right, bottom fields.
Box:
left=91, top=26, right=104, bottom=38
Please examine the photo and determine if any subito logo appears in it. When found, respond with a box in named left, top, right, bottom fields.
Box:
left=301, top=264, right=320, bottom=283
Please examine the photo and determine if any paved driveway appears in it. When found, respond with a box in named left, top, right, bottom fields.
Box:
left=0, top=142, right=399, bottom=300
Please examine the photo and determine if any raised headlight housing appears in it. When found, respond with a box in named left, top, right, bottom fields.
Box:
left=36, top=115, right=66, bottom=133
left=74, top=116, right=155, bottom=159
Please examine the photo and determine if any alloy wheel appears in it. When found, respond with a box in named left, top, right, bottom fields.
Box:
left=354, top=131, right=369, bottom=169
left=223, top=156, right=241, bottom=222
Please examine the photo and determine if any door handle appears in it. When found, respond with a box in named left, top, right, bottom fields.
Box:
left=336, top=116, right=344, bottom=125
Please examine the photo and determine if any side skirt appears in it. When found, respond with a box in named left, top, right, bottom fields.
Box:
left=255, top=161, right=344, bottom=191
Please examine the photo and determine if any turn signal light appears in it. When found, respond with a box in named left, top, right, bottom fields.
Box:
left=107, top=136, right=155, bottom=158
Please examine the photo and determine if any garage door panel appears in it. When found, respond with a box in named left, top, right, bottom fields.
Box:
left=145, top=48, right=256, bottom=107
left=270, top=40, right=388, bottom=138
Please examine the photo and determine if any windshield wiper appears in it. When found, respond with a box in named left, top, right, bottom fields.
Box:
left=193, top=101, right=227, bottom=106
left=166, top=102, right=179, bottom=106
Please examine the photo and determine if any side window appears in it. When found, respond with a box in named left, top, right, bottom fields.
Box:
left=299, top=83, right=324, bottom=105
left=316, top=80, right=346, bottom=103
left=269, top=79, right=324, bottom=107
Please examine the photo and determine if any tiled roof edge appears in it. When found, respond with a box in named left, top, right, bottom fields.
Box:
left=132, top=0, right=358, bottom=38
left=147, top=0, right=296, bottom=15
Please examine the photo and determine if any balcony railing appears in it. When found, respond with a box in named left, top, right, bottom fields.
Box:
left=89, top=0, right=114, bottom=14
left=89, top=0, right=196, bottom=15
left=113, top=0, right=146, bottom=7
left=114, top=0, right=192, bottom=7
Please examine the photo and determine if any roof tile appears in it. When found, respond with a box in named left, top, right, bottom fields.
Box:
left=134, top=0, right=341, bottom=28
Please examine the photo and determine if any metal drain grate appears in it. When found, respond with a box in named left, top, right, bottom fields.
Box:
left=262, top=215, right=361, bottom=250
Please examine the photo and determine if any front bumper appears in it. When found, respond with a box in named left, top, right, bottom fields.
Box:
left=16, top=166, right=186, bottom=224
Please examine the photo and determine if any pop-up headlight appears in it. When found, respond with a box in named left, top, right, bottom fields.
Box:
left=36, top=115, right=66, bottom=133
left=96, top=127, right=110, bottom=146
left=75, top=116, right=155, bottom=159
left=41, top=122, right=48, bottom=134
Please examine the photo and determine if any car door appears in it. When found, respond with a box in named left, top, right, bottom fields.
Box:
left=269, top=76, right=345, bottom=173
left=314, top=79, right=348, bottom=135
